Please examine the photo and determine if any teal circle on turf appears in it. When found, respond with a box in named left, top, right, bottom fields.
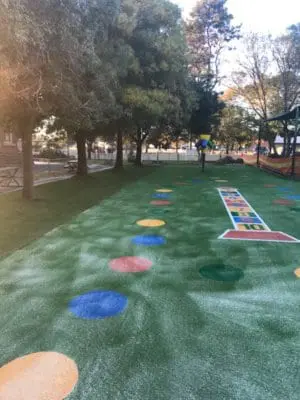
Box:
left=199, top=264, right=244, bottom=282
left=290, top=206, right=300, bottom=213
left=69, top=290, right=127, bottom=319
left=132, top=235, right=166, bottom=246
left=192, top=179, right=203, bottom=183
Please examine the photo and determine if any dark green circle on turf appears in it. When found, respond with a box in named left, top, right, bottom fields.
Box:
left=199, top=264, right=244, bottom=282
left=290, top=206, right=300, bottom=213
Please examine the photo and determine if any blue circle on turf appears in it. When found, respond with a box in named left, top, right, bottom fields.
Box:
left=69, top=290, right=128, bottom=319
left=132, top=235, right=166, bottom=246
left=152, top=193, right=171, bottom=199
left=285, top=195, right=300, bottom=200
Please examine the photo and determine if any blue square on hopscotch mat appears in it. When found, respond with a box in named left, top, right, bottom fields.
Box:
left=234, top=217, right=262, bottom=224
left=285, top=195, right=300, bottom=200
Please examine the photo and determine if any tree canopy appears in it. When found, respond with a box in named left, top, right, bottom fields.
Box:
left=2, top=0, right=299, bottom=200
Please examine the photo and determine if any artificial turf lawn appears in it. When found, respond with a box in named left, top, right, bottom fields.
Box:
left=0, top=164, right=299, bottom=399
left=0, top=166, right=153, bottom=257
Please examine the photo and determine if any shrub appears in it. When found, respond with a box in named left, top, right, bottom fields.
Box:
left=37, top=149, right=68, bottom=159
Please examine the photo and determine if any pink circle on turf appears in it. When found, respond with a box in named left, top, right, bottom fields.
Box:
left=150, top=200, right=172, bottom=205
left=273, top=199, right=295, bottom=206
left=109, top=256, right=153, bottom=273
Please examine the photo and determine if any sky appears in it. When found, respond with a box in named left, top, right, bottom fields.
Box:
left=172, top=0, right=300, bottom=90
left=172, top=0, right=300, bottom=35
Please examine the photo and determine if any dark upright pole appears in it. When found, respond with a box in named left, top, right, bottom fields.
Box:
left=291, top=106, right=299, bottom=178
left=257, top=123, right=262, bottom=167
left=201, top=150, right=205, bottom=172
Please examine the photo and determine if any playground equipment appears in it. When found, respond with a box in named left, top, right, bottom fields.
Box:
left=195, top=134, right=214, bottom=171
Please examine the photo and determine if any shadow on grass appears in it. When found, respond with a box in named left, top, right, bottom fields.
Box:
left=0, top=167, right=154, bottom=258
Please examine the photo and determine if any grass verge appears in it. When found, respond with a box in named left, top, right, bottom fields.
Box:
left=0, top=166, right=153, bottom=257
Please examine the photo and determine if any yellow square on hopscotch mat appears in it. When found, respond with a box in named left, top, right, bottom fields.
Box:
left=237, top=224, right=249, bottom=231
left=228, top=207, right=252, bottom=213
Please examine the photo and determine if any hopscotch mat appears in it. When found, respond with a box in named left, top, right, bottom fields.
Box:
left=218, top=187, right=300, bottom=242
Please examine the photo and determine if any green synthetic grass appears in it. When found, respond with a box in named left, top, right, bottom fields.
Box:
left=0, top=167, right=153, bottom=257
left=0, top=164, right=299, bottom=400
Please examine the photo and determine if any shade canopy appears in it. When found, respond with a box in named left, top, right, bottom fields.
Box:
left=267, top=105, right=300, bottom=122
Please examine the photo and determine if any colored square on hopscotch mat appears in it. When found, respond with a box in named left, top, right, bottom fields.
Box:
left=231, top=212, right=256, bottom=217
left=223, top=195, right=240, bottom=200
left=221, top=192, right=239, bottom=197
left=219, top=187, right=236, bottom=191
left=229, top=207, right=252, bottom=212
left=237, top=224, right=266, bottom=231
left=224, top=196, right=242, bottom=200
left=226, top=202, right=247, bottom=207
left=225, top=198, right=243, bottom=202
left=234, top=217, right=262, bottom=224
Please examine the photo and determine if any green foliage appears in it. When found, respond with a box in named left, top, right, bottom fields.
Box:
left=188, top=81, right=225, bottom=138
left=1, top=0, right=236, bottom=178
left=37, top=149, right=68, bottom=159
left=123, top=87, right=179, bottom=125
left=217, top=105, right=255, bottom=150
left=115, top=0, right=192, bottom=165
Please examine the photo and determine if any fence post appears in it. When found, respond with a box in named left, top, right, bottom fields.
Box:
left=291, top=106, right=299, bottom=178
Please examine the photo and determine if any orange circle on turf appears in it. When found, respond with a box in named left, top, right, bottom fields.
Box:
left=156, top=189, right=173, bottom=193
left=294, top=268, right=300, bottom=278
left=0, top=352, right=78, bottom=400
left=150, top=200, right=171, bottom=206
left=137, top=219, right=166, bottom=227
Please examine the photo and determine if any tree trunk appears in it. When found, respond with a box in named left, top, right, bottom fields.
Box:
left=226, top=143, right=229, bottom=155
left=282, top=122, right=288, bottom=157
left=287, top=135, right=292, bottom=156
left=22, top=119, right=35, bottom=200
left=114, top=128, right=123, bottom=169
left=269, top=140, right=277, bottom=155
left=135, top=134, right=142, bottom=167
left=76, top=133, right=88, bottom=176
left=176, top=139, right=179, bottom=161
left=87, top=141, right=93, bottom=160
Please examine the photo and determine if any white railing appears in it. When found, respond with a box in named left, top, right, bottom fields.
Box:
left=90, top=151, right=221, bottom=162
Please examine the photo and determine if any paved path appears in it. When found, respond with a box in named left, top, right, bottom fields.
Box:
left=0, top=164, right=113, bottom=195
